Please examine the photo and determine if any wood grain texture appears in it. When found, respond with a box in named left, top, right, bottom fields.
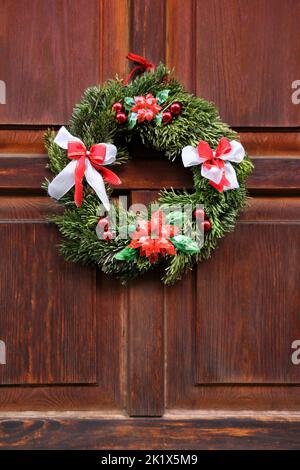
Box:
left=127, top=191, right=164, bottom=416
left=1, top=416, right=300, bottom=449
left=166, top=199, right=300, bottom=411
left=130, top=0, right=166, bottom=64
left=195, top=0, right=300, bottom=126
left=0, top=131, right=47, bottom=154
left=1, top=153, right=300, bottom=193
left=1, top=0, right=300, bottom=450
left=165, top=272, right=195, bottom=405
left=240, top=132, right=300, bottom=156
left=167, top=0, right=300, bottom=126
left=196, top=217, right=300, bottom=384
left=0, top=0, right=100, bottom=125
left=0, top=202, right=97, bottom=384
left=2, top=130, right=300, bottom=154
left=100, top=0, right=129, bottom=82
left=0, top=197, right=124, bottom=408
left=96, top=273, right=127, bottom=408
left=166, top=0, right=196, bottom=91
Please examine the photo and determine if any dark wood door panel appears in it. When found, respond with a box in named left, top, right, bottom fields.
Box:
left=167, top=0, right=300, bottom=127
left=2, top=152, right=300, bottom=194
left=0, top=0, right=100, bottom=125
left=196, top=200, right=300, bottom=384
left=1, top=415, right=300, bottom=450
left=128, top=191, right=164, bottom=416
left=0, top=199, right=97, bottom=384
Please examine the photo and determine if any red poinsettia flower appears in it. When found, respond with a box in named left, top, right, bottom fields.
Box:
left=129, top=210, right=178, bottom=263
left=131, top=93, right=162, bottom=123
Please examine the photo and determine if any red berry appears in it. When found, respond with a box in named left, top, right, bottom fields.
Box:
left=170, top=102, right=182, bottom=116
left=112, top=102, right=123, bottom=113
left=201, top=220, right=212, bottom=232
left=194, top=208, right=206, bottom=220
left=116, top=112, right=127, bottom=124
left=102, top=230, right=113, bottom=241
left=162, top=111, right=172, bottom=124
left=98, top=217, right=109, bottom=230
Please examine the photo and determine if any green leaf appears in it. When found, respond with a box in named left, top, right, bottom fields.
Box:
left=155, top=112, right=163, bottom=125
left=170, top=235, right=200, bottom=254
left=124, top=96, right=135, bottom=111
left=114, top=247, right=138, bottom=261
left=128, top=112, right=138, bottom=129
left=156, top=89, right=170, bottom=104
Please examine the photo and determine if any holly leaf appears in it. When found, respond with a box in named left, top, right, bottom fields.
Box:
left=128, top=112, right=138, bottom=129
left=114, top=247, right=138, bottom=261
left=156, top=89, right=170, bottom=104
left=124, top=96, right=135, bottom=111
left=170, top=235, right=200, bottom=254
left=155, top=112, right=163, bottom=125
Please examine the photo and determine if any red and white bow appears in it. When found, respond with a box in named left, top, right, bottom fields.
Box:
left=182, top=138, right=245, bottom=192
left=48, top=127, right=121, bottom=209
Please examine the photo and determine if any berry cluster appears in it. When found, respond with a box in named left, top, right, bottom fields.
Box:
left=112, top=96, right=182, bottom=126
left=161, top=102, right=182, bottom=124
left=112, top=102, right=127, bottom=124
left=194, top=208, right=212, bottom=232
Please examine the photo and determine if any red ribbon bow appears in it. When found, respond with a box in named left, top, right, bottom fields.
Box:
left=124, top=52, right=155, bottom=85
left=67, top=141, right=121, bottom=207
left=197, top=138, right=232, bottom=192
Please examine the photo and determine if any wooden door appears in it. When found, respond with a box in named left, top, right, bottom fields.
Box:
left=0, top=0, right=300, bottom=449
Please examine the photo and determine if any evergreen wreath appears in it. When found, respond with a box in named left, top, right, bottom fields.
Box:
left=45, top=53, right=253, bottom=285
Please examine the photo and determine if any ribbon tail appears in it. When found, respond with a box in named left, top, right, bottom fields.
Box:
left=209, top=180, right=225, bottom=192
left=223, top=162, right=239, bottom=191
left=85, top=159, right=110, bottom=211
left=210, top=162, right=239, bottom=192
left=98, top=166, right=121, bottom=186
left=201, top=162, right=224, bottom=184
left=123, top=65, right=144, bottom=85
left=48, top=160, right=77, bottom=200
left=73, top=155, right=86, bottom=207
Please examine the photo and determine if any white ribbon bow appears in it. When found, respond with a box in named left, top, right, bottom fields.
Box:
left=48, top=127, right=119, bottom=210
left=182, top=138, right=245, bottom=191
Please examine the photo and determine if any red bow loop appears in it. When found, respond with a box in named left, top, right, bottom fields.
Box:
left=215, top=137, right=231, bottom=158
left=89, top=144, right=107, bottom=167
left=197, top=141, right=213, bottom=161
left=126, top=52, right=155, bottom=71
left=67, top=141, right=87, bottom=160
left=124, top=52, right=155, bottom=85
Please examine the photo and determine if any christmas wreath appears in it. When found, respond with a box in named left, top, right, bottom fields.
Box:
left=45, top=53, right=253, bottom=285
